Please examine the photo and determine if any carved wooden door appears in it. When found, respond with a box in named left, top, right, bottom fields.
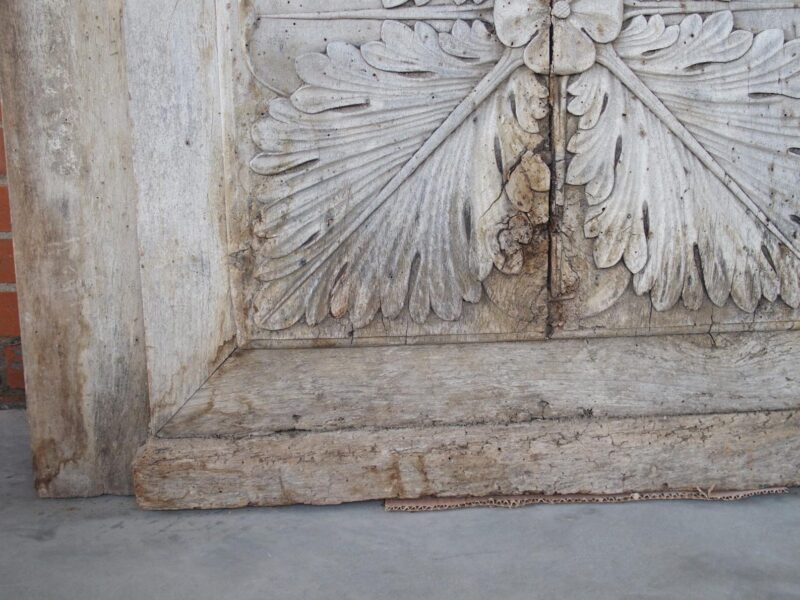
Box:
left=132, top=0, right=800, bottom=508
left=5, top=0, right=799, bottom=504
left=227, top=0, right=800, bottom=349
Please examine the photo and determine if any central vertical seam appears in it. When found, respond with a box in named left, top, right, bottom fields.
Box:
left=546, top=2, right=558, bottom=339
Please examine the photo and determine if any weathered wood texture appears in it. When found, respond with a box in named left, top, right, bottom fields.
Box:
left=136, top=409, right=800, bottom=510
left=548, top=6, right=800, bottom=338
left=123, top=0, right=237, bottom=433
left=228, top=2, right=800, bottom=347
left=161, top=331, right=800, bottom=439
left=0, top=0, right=149, bottom=496
left=230, top=2, right=551, bottom=346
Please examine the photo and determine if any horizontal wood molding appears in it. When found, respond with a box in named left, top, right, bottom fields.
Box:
left=159, top=331, right=800, bottom=439
left=136, top=409, right=800, bottom=510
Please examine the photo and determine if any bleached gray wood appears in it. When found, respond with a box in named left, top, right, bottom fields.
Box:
left=550, top=3, right=800, bottom=336
left=123, top=0, right=237, bottom=432
left=161, top=331, right=800, bottom=439
left=6, top=0, right=800, bottom=507
left=246, top=20, right=549, bottom=332
left=230, top=0, right=800, bottom=345
left=133, top=1, right=800, bottom=508
left=136, top=409, right=800, bottom=510
left=230, top=2, right=552, bottom=345
left=0, top=0, right=149, bottom=496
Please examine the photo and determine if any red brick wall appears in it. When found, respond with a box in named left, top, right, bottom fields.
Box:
left=0, top=96, right=26, bottom=408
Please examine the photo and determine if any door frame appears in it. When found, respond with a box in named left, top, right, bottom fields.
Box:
left=2, top=0, right=799, bottom=502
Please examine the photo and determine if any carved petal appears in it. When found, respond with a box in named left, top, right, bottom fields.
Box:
left=523, top=27, right=551, bottom=74
left=569, top=0, right=624, bottom=44
left=493, top=0, right=550, bottom=48
left=552, top=20, right=596, bottom=75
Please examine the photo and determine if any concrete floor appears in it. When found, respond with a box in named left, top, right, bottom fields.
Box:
left=2, top=410, right=799, bottom=600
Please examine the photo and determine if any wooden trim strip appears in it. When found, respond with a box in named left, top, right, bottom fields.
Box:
left=136, top=409, right=800, bottom=510
left=160, top=331, right=800, bottom=439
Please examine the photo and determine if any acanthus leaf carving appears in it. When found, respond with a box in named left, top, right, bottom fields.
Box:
left=250, top=19, right=549, bottom=330
left=247, top=1, right=800, bottom=333
left=567, top=12, right=800, bottom=313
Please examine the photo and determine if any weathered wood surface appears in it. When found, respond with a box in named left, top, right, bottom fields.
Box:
left=549, top=6, right=800, bottom=338
left=5, top=0, right=800, bottom=507
left=134, top=2, right=800, bottom=508
left=123, top=0, right=237, bottom=432
left=0, top=0, right=149, bottom=496
left=228, top=1, right=800, bottom=346
left=161, top=331, right=800, bottom=439
left=550, top=180, right=800, bottom=340
left=229, top=1, right=551, bottom=346
left=137, top=409, right=800, bottom=510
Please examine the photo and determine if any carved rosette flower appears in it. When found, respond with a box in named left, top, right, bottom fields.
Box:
left=494, top=0, right=624, bottom=74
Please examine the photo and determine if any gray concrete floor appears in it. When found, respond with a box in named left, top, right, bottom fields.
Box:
left=2, top=410, right=799, bottom=600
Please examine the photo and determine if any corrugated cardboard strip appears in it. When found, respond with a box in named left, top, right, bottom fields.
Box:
left=385, top=487, right=789, bottom=512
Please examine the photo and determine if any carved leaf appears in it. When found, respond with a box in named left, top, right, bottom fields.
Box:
left=251, top=20, right=547, bottom=330
left=567, top=12, right=800, bottom=312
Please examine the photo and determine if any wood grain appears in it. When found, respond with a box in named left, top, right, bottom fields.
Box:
left=160, top=331, right=800, bottom=439
left=228, top=3, right=551, bottom=348
left=551, top=9, right=800, bottom=337
left=137, top=409, right=800, bottom=509
left=123, top=0, right=237, bottom=432
left=0, top=0, right=149, bottom=496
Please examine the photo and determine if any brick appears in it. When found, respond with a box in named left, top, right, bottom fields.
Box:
left=0, top=126, right=5, bottom=177
left=0, top=239, right=14, bottom=283
left=4, top=342, right=24, bottom=390
left=0, top=292, right=20, bottom=337
left=0, top=186, right=10, bottom=232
